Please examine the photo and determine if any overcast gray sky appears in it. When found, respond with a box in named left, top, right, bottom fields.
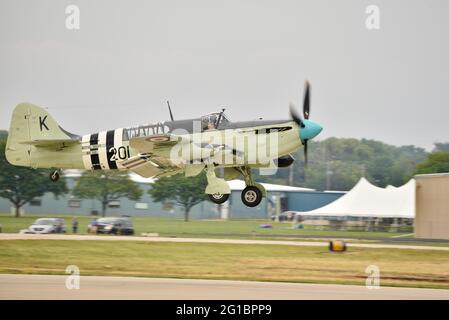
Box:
left=1, top=0, right=448, bottom=150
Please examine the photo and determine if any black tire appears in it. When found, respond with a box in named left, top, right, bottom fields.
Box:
left=241, top=186, right=263, bottom=207
left=208, top=193, right=230, bottom=204
left=49, top=171, right=60, bottom=182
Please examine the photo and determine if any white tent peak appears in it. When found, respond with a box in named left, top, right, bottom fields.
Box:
left=355, top=176, right=381, bottom=189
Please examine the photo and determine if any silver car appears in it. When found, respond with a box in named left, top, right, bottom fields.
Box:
left=27, top=218, right=66, bottom=234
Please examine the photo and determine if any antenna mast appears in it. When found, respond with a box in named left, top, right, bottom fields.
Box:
left=167, top=100, right=174, bottom=121
left=216, top=108, right=226, bottom=129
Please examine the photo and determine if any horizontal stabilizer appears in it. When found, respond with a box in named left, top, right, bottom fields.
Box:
left=20, top=139, right=80, bottom=147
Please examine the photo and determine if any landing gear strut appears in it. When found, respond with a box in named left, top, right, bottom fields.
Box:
left=49, top=170, right=60, bottom=182
left=205, top=164, right=231, bottom=204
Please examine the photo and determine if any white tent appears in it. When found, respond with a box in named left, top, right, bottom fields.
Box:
left=300, top=177, right=415, bottom=218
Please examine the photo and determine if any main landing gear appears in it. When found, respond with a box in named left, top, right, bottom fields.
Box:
left=207, top=166, right=265, bottom=207
left=205, top=164, right=231, bottom=205
left=236, top=167, right=264, bottom=207
left=49, top=170, right=60, bottom=182
left=241, top=186, right=263, bottom=207
left=208, top=193, right=230, bottom=204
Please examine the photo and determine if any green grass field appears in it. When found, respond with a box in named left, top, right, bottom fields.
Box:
left=0, top=214, right=413, bottom=240
left=1, top=240, right=449, bottom=289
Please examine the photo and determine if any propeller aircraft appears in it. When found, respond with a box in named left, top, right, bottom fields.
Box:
left=5, top=82, right=322, bottom=207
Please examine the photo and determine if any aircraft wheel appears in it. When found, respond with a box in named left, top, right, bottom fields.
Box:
left=241, top=186, right=262, bottom=207
left=208, top=193, right=229, bottom=204
left=49, top=170, right=60, bottom=182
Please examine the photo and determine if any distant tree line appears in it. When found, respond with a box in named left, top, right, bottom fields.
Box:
left=255, top=138, right=449, bottom=191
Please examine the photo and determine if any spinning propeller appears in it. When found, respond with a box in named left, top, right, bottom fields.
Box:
left=289, top=81, right=322, bottom=166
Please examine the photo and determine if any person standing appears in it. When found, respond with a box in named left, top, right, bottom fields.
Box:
left=72, top=218, right=79, bottom=234
left=89, top=218, right=98, bottom=234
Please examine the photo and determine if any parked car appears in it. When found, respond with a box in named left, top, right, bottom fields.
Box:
left=26, top=218, right=66, bottom=234
left=94, top=217, right=134, bottom=235
left=270, top=211, right=297, bottom=222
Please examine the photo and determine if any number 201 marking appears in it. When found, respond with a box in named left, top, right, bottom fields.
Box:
left=109, top=146, right=130, bottom=161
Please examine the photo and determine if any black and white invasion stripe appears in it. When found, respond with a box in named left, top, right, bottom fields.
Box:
left=82, top=129, right=125, bottom=170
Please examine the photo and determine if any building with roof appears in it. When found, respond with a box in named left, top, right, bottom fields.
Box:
left=0, top=170, right=344, bottom=219
left=415, top=173, right=449, bottom=240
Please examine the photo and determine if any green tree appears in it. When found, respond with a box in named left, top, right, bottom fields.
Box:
left=72, top=171, right=142, bottom=216
left=148, top=173, right=208, bottom=222
left=415, top=152, right=449, bottom=174
left=0, top=136, right=68, bottom=217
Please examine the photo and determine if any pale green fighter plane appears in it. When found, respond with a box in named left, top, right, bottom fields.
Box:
left=5, top=82, right=322, bottom=207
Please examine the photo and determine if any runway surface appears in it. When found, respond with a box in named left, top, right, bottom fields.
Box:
left=1, top=274, right=449, bottom=300
left=1, top=233, right=449, bottom=251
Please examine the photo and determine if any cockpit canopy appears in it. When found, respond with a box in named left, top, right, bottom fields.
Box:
left=122, top=111, right=231, bottom=140
left=201, top=112, right=230, bottom=131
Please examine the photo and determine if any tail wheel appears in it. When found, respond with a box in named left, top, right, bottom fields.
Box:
left=241, top=186, right=263, bottom=207
left=49, top=171, right=60, bottom=182
left=208, top=193, right=230, bottom=204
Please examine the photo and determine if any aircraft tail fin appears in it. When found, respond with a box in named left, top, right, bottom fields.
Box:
left=5, top=103, right=79, bottom=166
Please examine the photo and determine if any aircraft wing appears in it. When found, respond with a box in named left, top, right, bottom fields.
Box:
left=124, top=134, right=246, bottom=178
left=121, top=134, right=187, bottom=178
left=128, top=134, right=186, bottom=154
left=120, top=154, right=160, bottom=178
left=192, top=142, right=244, bottom=158
left=119, top=154, right=182, bottom=178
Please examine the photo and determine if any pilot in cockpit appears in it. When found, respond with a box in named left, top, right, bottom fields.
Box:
left=203, top=114, right=217, bottom=131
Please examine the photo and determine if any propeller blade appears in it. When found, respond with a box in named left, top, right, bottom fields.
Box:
left=304, top=139, right=308, bottom=167
left=289, top=102, right=305, bottom=128
left=303, top=81, right=310, bottom=119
